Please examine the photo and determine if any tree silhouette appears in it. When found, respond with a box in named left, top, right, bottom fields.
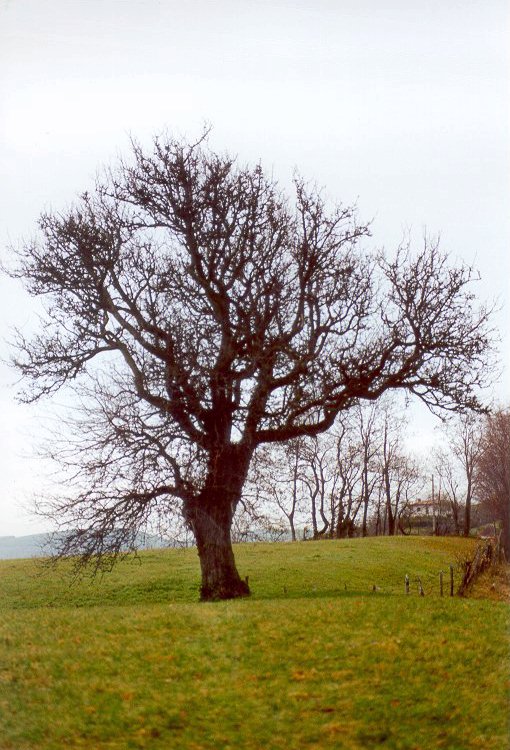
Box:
left=9, top=132, right=493, bottom=599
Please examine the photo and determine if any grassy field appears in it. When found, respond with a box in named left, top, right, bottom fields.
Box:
left=0, top=536, right=508, bottom=749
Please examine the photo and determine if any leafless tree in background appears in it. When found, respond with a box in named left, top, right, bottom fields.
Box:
left=452, top=414, right=483, bottom=537
left=379, top=408, right=422, bottom=535
left=8, top=131, right=494, bottom=599
left=249, top=439, right=306, bottom=541
left=435, top=413, right=483, bottom=536
left=356, top=403, right=382, bottom=537
left=434, top=450, right=463, bottom=535
left=476, top=408, right=510, bottom=557
left=332, top=433, right=365, bottom=538
left=301, top=435, right=333, bottom=539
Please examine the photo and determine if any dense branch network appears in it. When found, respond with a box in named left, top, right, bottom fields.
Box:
left=8, top=132, right=494, bottom=596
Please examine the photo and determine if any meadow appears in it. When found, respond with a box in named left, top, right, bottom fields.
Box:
left=0, top=536, right=508, bottom=750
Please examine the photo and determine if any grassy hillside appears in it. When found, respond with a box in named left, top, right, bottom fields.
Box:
left=0, top=536, right=508, bottom=749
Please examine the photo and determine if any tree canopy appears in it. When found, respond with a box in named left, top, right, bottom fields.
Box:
left=9, top=132, right=494, bottom=599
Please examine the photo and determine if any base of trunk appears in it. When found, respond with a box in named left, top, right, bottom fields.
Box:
left=188, top=502, right=251, bottom=602
left=198, top=542, right=251, bottom=601
left=198, top=538, right=250, bottom=601
left=200, top=574, right=250, bottom=602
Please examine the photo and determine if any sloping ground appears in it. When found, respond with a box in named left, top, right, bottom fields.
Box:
left=468, top=563, right=510, bottom=602
left=0, top=535, right=479, bottom=608
left=0, top=537, right=508, bottom=750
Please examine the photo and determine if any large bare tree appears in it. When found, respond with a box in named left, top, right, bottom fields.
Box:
left=8, top=133, right=493, bottom=599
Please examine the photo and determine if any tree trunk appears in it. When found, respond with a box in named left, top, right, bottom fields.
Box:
left=451, top=501, right=461, bottom=535
left=383, top=467, right=396, bottom=536
left=185, top=446, right=251, bottom=601
left=361, top=498, right=369, bottom=537
left=288, top=512, right=297, bottom=542
left=310, top=488, right=319, bottom=539
left=361, top=463, right=370, bottom=537
left=318, top=490, right=330, bottom=537
left=498, top=498, right=510, bottom=561
left=463, top=483, right=472, bottom=537
left=187, top=499, right=249, bottom=601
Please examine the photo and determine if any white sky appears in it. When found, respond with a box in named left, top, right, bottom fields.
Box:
left=0, top=0, right=508, bottom=535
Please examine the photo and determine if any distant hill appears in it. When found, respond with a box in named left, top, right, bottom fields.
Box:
left=0, top=532, right=170, bottom=560
left=0, top=534, right=52, bottom=560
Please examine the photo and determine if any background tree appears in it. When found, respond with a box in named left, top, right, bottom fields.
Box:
left=476, top=408, right=510, bottom=557
left=249, top=440, right=306, bottom=542
left=451, top=414, right=483, bottom=537
left=356, top=403, right=382, bottom=537
left=434, top=413, right=483, bottom=536
left=328, top=420, right=364, bottom=538
left=301, top=435, right=333, bottom=539
left=376, top=404, right=422, bottom=535
left=8, top=132, right=493, bottom=600
left=322, top=421, right=364, bottom=538
left=434, top=449, right=463, bottom=535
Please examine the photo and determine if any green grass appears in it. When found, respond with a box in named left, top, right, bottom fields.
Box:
left=0, top=536, right=508, bottom=749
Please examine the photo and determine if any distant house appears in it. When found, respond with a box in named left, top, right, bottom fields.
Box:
left=408, top=500, right=435, bottom=516
left=408, top=499, right=453, bottom=519
left=405, top=498, right=456, bottom=535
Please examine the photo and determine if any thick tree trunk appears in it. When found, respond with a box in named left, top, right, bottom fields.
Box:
left=187, top=499, right=249, bottom=601
left=185, top=445, right=252, bottom=601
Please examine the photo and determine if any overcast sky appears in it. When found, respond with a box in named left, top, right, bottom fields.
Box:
left=0, top=0, right=508, bottom=536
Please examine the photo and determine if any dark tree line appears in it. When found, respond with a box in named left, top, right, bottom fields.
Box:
left=8, top=132, right=494, bottom=599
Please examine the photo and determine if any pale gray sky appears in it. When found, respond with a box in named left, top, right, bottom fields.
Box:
left=0, top=0, right=509, bottom=535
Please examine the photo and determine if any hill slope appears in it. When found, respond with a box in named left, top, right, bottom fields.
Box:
left=0, top=537, right=508, bottom=750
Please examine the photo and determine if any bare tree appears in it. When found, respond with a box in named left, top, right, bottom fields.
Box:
left=454, top=415, right=483, bottom=537
left=8, top=132, right=494, bottom=599
left=265, top=422, right=365, bottom=540
left=434, top=450, right=463, bottom=534
left=301, top=435, right=332, bottom=539
left=249, top=440, right=306, bottom=541
left=378, top=405, right=422, bottom=536
left=476, top=408, right=510, bottom=557
left=437, top=413, right=483, bottom=536
left=355, top=403, right=382, bottom=537
left=330, top=420, right=364, bottom=538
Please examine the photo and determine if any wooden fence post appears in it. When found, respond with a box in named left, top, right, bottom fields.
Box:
left=449, top=564, right=454, bottom=596
left=405, top=574, right=410, bottom=595
left=439, top=570, right=444, bottom=597
left=417, top=577, right=424, bottom=596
